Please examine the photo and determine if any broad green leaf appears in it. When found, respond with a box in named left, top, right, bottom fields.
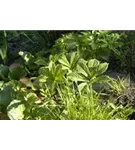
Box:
left=0, top=86, right=13, bottom=107
left=0, top=64, right=9, bottom=77
left=61, top=65, right=70, bottom=71
left=91, top=75, right=111, bottom=84
left=77, top=60, right=89, bottom=77
left=38, top=75, right=47, bottom=83
left=34, top=58, right=47, bottom=66
left=88, top=59, right=99, bottom=68
left=91, top=43, right=97, bottom=49
left=78, top=82, right=87, bottom=92
left=54, top=65, right=65, bottom=81
left=96, top=63, right=108, bottom=76
left=7, top=100, right=25, bottom=120
left=25, top=93, right=38, bottom=104
left=77, top=65, right=88, bottom=77
left=38, top=67, right=48, bottom=75
left=68, top=72, right=85, bottom=82
left=9, top=66, right=27, bottom=80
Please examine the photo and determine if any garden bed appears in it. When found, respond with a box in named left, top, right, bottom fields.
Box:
left=0, top=30, right=135, bottom=120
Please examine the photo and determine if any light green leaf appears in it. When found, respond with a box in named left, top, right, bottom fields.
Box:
left=77, top=60, right=89, bottom=77
left=96, top=63, right=108, bottom=75
left=7, top=100, right=25, bottom=120
left=78, top=82, right=87, bottom=92
left=91, top=75, right=111, bottom=84
left=38, top=75, right=47, bottom=83
left=68, top=72, right=85, bottom=82
left=25, top=93, right=38, bottom=104
left=70, top=52, right=79, bottom=68
left=88, top=59, right=99, bottom=68
left=58, top=54, right=70, bottom=68
left=77, top=65, right=88, bottom=77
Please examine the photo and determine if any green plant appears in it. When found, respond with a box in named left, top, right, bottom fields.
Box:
left=111, top=31, right=135, bottom=73
left=52, top=31, right=122, bottom=61
left=0, top=31, right=8, bottom=65
left=5, top=73, right=134, bottom=120
left=20, top=31, right=78, bottom=50
left=0, top=31, right=19, bottom=65
left=0, top=33, right=133, bottom=120
left=68, top=58, right=111, bottom=92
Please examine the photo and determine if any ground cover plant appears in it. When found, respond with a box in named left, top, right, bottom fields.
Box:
left=0, top=30, right=135, bottom=120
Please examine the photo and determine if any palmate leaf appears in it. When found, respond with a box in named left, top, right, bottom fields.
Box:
left=59, top=52, right=80, bottom=72
left=77, top=59, right=89, bottom=77
left=77, top=65, right=88, bottom=78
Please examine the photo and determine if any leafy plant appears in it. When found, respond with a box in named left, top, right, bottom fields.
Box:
left=103, top=76, right=135, bottom=107
left=52, top=31, right=122, bottom=61
left=112, top=31, right=135, bottom=73
left=58, top=52, right=80, bottom=74
left=9, top=64, right=27, bottom=80
left=38, top=61, right=66, bottom=95
left=0, top=31, right=19, bottom=65
left=68, top=58, right=111, bottom=92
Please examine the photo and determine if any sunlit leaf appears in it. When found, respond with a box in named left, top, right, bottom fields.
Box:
left=7, top=100, right=25, bottom=120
